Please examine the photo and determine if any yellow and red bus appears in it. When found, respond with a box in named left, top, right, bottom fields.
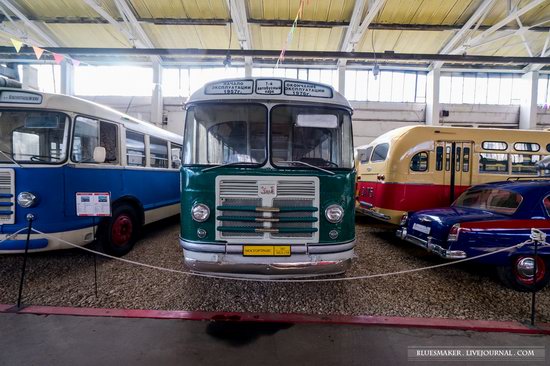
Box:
left=356, top=125, right=550, bottom=225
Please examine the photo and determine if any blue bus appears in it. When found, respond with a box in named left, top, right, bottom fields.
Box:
left=0, top=88, right=182, bottom=256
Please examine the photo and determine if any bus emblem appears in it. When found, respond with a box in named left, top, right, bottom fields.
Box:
left=258, top=183, right=276, bottom=197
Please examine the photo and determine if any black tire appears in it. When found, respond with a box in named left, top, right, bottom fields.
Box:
left=100, top=204, right=140, bottom=257
left=496, top=255, right=550, bottom=292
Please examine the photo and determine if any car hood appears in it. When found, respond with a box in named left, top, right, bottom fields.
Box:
left=407, top=207, right=509, bottom=240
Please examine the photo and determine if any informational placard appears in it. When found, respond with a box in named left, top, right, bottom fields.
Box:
left=76, top=192, right=111, bottom=217
left=256, top=79, right=282, bottom=95
left=204, top=80, right=254, bottom=95
left=284, top=81, right=333, bottom=98
left=0, top=90, right=42, bottom=104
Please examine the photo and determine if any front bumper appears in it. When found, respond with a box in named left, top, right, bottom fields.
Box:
left=356, top=203, right=392, bottom=221
left=180, top=238, right=355, bottom=278
left=396, top=228, right=466, bottom=260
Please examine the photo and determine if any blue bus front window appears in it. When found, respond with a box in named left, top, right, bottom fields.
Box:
left=0, top=110, right=69, bottom=164
left=183, top=104, right=267, bottom=166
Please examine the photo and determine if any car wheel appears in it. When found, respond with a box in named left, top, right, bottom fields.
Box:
left=496, top=255, right=549, bottom=292
left=100, top=204, right=140, bottom=257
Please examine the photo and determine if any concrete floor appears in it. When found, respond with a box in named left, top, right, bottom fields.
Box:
left=0, top=312, right=547, bottom=366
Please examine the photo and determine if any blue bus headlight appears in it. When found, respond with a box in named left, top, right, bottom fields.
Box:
left=191, top=203, right=210, bottom=222
left=17, top=192, right=38, bottom=208
left=325, top=204, right=344, bottom=223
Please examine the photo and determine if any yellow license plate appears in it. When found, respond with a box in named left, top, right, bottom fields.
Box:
left=242, top=245, right=291, bottom=256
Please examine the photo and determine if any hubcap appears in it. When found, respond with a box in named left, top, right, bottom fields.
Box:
left=112, top=215, right=133, bottom=247
left=514, top=256, right=545, bottom=285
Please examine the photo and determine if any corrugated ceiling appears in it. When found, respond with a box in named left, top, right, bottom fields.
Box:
left=1, top=0, right=549, bottom=67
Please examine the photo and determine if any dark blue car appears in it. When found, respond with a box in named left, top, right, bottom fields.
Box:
left=397, top=180, right=550, bottom=291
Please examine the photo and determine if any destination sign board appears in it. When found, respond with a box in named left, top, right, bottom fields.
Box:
left=0, top=91, right=42, bottom=104
left=204, top=80, right=253, bottom=95
left=256, top=79, right=282, bottom=95
left=284, top=81, right=332, bottom=98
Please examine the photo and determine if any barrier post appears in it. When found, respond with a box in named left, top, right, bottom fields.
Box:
left=530, top=238, right=538, bottom=326
left=92, top=217, right=98, bottom=299
left=16, top=213, right=34, bottom=309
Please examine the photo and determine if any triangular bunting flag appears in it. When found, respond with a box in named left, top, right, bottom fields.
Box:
left=71, top=59, right=80, bottom=67
left=10, top=38, right=23, bottom=52
left=32, top=46, right=44, bottom=60
left=53, top=53, right=64, bottom=64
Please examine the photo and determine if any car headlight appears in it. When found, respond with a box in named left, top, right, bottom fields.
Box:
left=191, top=203, right=210, bottom=222
left=17, top=192, right=38, bottom=208
left=325, top=204, right=344, bottom=223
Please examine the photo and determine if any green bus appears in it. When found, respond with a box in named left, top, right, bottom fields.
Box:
left=180, top=78, right=355, bottom=278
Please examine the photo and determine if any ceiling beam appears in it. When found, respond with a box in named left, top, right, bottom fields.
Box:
left=0, top=0, right=59, bottom=46
left=3, top=46, right=550, bottom=65
left=339, top=0, right=386, bottom=66
left=432, top=0, right=496, bottom=69
left=113, top=0, right=155, bottom=49
left=83, top=0, right=139, bottom=47
left=225, top=0, right=252, bottom=65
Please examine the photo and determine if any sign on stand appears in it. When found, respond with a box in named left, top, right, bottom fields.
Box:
left=76, top=192, right=111, bottom=217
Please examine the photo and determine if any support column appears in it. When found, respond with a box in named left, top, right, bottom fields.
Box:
left=244, top=57, right=252, bottom=77
left=425, top=68, right=441, bottom=126
left=60, top=61, right=74, bottom=96
left=519, top=71, right=538, bottom=130
left=21, top=65, right=38, bottom=90
left=151, top=61, right=163, bottom=125
left=338, top=64, right=346, bottom=95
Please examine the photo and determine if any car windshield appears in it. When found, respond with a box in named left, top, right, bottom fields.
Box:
left=0, top=110, right=69, bottom=164
left=183, top=104, right=267, bottom=165
left=271, top=105, right=353, bottom=169
left=453, top=188, right=523, bottom=215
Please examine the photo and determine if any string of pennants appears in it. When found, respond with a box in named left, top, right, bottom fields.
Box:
left=276, top=0, right=308, bottom=67
left=9, top=38, right=83, bottom=66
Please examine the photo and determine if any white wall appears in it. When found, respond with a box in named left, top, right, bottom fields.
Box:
left=81, top=96, right=544, bottom=146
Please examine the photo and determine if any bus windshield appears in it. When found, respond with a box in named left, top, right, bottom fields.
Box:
left=183, top=104, right=267, bottom=165
left=271, top=105, right=353, bottom=169
left=0, top=110, right=69, bottom=164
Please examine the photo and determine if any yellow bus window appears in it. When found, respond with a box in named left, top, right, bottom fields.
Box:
left=482, top=141, right=507, bottom=151
left=435, top=146, right=443, bottom=171
left=514, top=142, right=540, bottom=152
left=479, top=153, right=508, bottom=173
left=463, top=147, right=470, bottom=172
left=511, top=154, right=541, bottom=175
left=410, top=151, right=428, bottom=172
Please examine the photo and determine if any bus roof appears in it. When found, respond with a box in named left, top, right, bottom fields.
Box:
left=369, top=125, right=550, bottom=146
left=0, top=88, right=182, bottom=142
left=186, top=77, right=351, bottom=109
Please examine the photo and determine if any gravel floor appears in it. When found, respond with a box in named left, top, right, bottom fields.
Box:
left=0, top=216, right=548, bottom=322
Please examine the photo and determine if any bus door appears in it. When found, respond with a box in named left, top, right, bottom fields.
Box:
left=438, top=141, right=473, bottom=204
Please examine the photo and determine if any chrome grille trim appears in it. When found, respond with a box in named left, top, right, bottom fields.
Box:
left=0, top=169, right=15, bottom=224
left=216, top=176, right=320, bottom=244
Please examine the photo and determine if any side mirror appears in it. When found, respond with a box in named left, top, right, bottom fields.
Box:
left=93, top=146, right=106, bottom=163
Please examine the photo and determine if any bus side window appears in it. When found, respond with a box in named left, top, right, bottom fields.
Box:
left=150, top=137, right=169, bottom=168
left=126, top=131, right=146, bottom=166
left=455, top=147, right=461, bottom=172
left=436, top=146, right=443, bottom=171
left=100, top=121, right=118, bottom=163
left=171, top=144, right=182, bottom=169
left=445, top=146, right=451, bottom=171
left=410, top=151, right=428, bottom=172
left=463, top=147, right=470, bottom=172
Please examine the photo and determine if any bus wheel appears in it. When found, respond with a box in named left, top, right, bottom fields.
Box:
left=496, top=256, right=549, bottom=292
left=100, top=204, right=140, bottom=257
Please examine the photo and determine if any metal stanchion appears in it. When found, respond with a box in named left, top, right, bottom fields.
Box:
left=16, top=214, right=34, bottom=309
left=530, top=237, right=539, bottom=326
left=92, top=217, right=98, bottom=299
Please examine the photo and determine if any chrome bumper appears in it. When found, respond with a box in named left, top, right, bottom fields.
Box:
left=356, top=205, right=391, bottom=221
left=180, top=238, right=355, bottom=279
left=396, top=228, right=466, bottom=260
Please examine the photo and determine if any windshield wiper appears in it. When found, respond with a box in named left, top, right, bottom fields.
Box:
left=202, top=161, right=258, bottom=172
left=279, top=161, right=335, bottom=175
left=0, top=150, right=22, bottom=168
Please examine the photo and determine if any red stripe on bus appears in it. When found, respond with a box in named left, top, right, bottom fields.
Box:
left=356, top=182, right=469, bottom=212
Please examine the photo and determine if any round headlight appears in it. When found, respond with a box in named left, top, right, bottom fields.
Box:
left=191, top=203, right=210, bottom=222
left=325, top=204, right=344, bottom=223
left=17, top=192, right=37, bottom=208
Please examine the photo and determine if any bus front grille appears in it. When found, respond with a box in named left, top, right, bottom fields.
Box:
left=0, top=169, right=15, bottom=224
left=216, top=176, right=319, bottom=243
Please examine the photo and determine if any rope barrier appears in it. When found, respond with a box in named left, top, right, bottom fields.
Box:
left=28, top=227, right=548, bottom=284
left=0, top=227, right=32, bottom=245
